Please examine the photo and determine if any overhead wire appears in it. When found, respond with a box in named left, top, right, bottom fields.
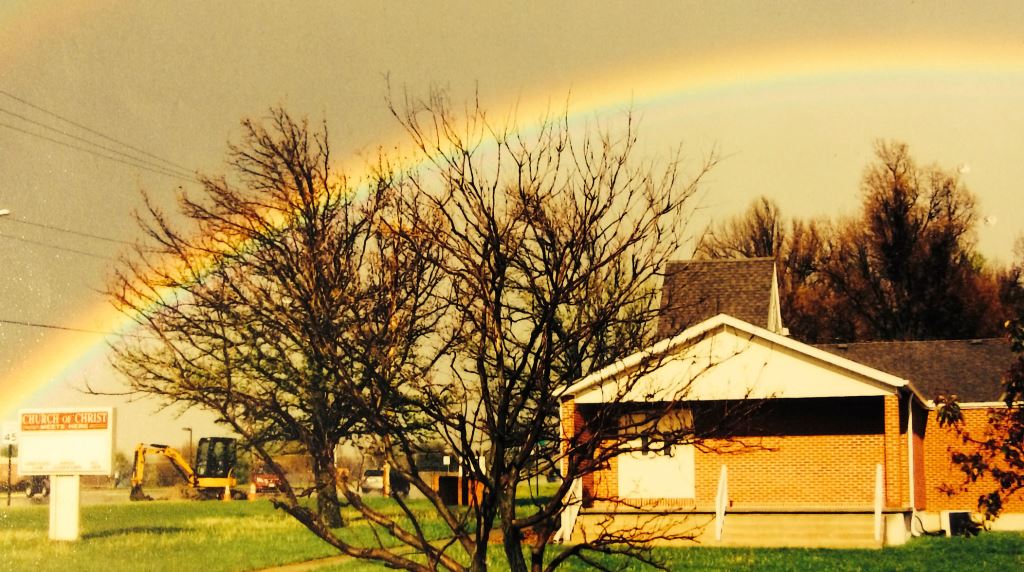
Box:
left=4, top=216, right=133, bottom=246
left=0, top=318, right=152, bottom=339
left=0, top=233, right=116, bottom=260
left=0, top=106, right=196, bottom=179
left=0, top=120, right=196, bottom=183
left=0, top=93, right=185, bottom=250
left=0, top=216, right=153, bottom=342
left=0, top=91, right=186, bottom=340
left=0, top=209, right=133, bottom=263
left=0, top=89, right=194, bottom=174
left=0, top=220, right=143, bottom=339
left=0, top=92, right=203, bottom=341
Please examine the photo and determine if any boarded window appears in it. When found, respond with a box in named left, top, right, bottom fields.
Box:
left=618, top=409, right=695, bottom=499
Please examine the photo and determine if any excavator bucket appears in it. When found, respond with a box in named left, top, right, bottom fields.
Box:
left=129, top=484, right=152, bottom=501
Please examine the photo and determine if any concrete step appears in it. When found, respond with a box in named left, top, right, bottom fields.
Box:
left=574, top=511, right=893, bottom=548
left=713, top=513, right=881, bottom=548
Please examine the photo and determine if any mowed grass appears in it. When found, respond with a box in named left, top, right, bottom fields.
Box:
left=647, top=533, right=1024, bottom=571
left=4, top=493, right=1024, bottom=571
left=313, top=530, right=1024, bottom=572
left=0, top=498, right=338, bottom=572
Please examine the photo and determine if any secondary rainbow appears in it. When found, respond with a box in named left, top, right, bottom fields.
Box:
left=5, top=34, right=1024, bottom=421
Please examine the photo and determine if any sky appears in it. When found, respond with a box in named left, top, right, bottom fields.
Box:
left=2, top=0, right=1024, bottom=452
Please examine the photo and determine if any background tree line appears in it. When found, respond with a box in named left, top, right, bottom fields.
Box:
left=697, top=140, right=1023, bottom=343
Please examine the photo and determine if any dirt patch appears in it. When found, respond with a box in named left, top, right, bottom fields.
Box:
left=487, top=525, right=545, bottom=544
left=251, top=555, right=350, bottom=572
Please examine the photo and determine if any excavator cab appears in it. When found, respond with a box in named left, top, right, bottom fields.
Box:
left=194, top=437, right=236, bottom=479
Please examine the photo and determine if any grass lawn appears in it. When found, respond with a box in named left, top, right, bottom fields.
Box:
left=0, top=499, right=338, bottom=572
left=4, top=494, right=1024, bottom=571
left=313, top=531, right=1024, bottom=571
left=648, top=533, right=1024, bottom=571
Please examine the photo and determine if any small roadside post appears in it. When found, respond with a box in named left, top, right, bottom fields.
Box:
left=2, top=421, right=17, bottom=507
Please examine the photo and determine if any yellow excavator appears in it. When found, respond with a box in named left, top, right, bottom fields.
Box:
left=130, top=436, right=239, bottom=501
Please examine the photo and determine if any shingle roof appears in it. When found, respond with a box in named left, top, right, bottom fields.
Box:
left=815, top=339, right=1012, bottom=403
left=656, top=258, right=776, bottom=340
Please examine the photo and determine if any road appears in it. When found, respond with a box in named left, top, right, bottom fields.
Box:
left=2, top=486, right=177, bottom=508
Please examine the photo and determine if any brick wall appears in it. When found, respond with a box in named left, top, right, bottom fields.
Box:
left=578, top=396, right=897, bottom=509
left=559, top=397, right=575, bottom=478
left=695, top=434, right=884, bottom=507
left=560, top=396, right=597, bottom=504
left=573, top=398, right=1024, bottom=514
left=592, top=446, right=616, bottom=501
left=922, top=407, right=1024, bottom=513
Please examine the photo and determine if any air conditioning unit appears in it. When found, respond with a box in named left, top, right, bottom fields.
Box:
left=941, top=510, right=974, bottom=536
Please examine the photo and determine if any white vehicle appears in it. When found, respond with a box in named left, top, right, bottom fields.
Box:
left=361, top=469, right=385, bottom=494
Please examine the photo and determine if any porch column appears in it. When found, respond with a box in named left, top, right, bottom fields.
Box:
left=560, top=396, right=577, bottom=478
left=882, top=394, right=903, bottom=508
left=560, top=396, right=595, bottom=505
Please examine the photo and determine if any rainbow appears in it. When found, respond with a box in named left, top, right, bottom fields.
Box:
left=5, top=18, right=1024, bottom=421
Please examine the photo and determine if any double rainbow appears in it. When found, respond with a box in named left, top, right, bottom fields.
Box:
left=4, top=24, right=1024, bottom=421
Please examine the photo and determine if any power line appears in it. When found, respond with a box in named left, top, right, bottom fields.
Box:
left=0, top=120, right=195, bottom=183
left=0, top=89, right=194, bottom=174
left=0, top=233, right=115, bottom=260
left=0, top=106, right=195, bottom=179
left=0, top=317, right=150, bottom=339
left=3, top=216, right=133, bottom=246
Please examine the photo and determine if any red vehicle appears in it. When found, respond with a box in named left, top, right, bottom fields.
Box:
left=251, top=466, right=284, bottom=493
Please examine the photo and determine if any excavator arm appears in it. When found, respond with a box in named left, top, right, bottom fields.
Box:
left=130, top=443, right=198, bottom=501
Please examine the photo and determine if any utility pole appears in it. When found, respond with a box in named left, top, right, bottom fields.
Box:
left=3, top=422, right=17, bottom=507
left=6, top=444, right=11, bottom=507
left=183, top=427, right=193, bottom=464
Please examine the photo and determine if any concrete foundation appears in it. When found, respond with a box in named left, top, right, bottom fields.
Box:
left=574, top=508, right=914, bottom=548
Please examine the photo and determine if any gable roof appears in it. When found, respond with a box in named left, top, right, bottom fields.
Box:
left=657, top=258, right=778, bottom=339
left=565, top=313, right=913, bottom=403
left=816, top=339, right=1012, bottom=404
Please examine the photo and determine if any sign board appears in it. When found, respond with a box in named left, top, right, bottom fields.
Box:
left=18, top=408, right=114, bottom=475
left=2, top=421, right=16, bottom=445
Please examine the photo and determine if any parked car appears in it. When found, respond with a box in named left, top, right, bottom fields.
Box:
left=251, top=466, right=284, bottom=493
left=24, top=475, right=49, bottom=499
left=360, top=469, right=385, bottom=494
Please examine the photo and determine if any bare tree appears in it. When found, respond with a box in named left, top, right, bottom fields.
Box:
left=109, top=98, right=754, bottom=571
left=819, top=140, right=1004, bottom=341
left=698, top=142, right=1011, bottom=343
left=997, top=234, right=1024, bottom=319
left=343, top=92, right=759, bottom=572
left=695, top=197, right=840, bottom=342
left=696, top=196, right=784, bottom=259
left=107, top=108, right=445, bottom=529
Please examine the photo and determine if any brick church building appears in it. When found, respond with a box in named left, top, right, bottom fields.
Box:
left=557, top=258, right=1020, bottom=547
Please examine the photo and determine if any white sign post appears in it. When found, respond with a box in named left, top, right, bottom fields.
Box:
left=18, top=407, right=114, bottom=541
